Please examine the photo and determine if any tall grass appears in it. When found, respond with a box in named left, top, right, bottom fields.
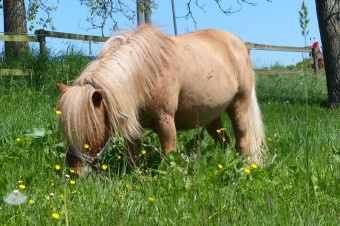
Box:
left=0, top=53, right=339, bottom=224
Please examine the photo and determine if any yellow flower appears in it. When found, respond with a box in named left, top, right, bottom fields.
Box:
left=52, top=213, right=60, bottom=219
left=70, top=169, right=75, bottom=174
left=251, top=164, right=258, bottom=169
left=117, top=155, right=121, bottom=160
left=126, top=184, right=131, bottom=189
left=70, top=180, right=76, bottom=185
left=19, top=185, right=25, bottom=189
left=71, top=190, right=77, bottom=194
left=217, top=129, right=221, bottom=133
left=149, top=198, right=155, bottom=202
left=55, top=165, right=61, bottom=170
left=255, top=137, right=259, bottom=140
left=144, top=176, right=149, bottom=180
left=56, top=111, right=62, bottom=115
left=60, top=211, right=66, bottom=215
left=59, top=194, right=64, bottom=199
left=141, top=150, right=146, bottom=155
left=267, top=137, right=272, bottom=141
left=29, top=199, right=35, bottom=204
left=220, top=128, right=226, bottom=131
left=84, top=144, right=90, bottom=149
left=218, top=164, right=223, bottom=169
left=118, top=194, right=124, bottom=199
left=102, top=164, right=108, bottom=170
left=46, top=196, right=51, bottom=201
left=16, top=138, right=21, bottom=142
left=18, top=180, right=23, bottom=184
left=244, top=166, right=251, bottom=174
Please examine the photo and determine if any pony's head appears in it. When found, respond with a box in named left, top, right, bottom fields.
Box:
left=56, top=83, right=112, bottom=176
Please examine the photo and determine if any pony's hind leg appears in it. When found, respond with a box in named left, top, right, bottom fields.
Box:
left=206, top=116, right=230, bottom=148
left=227, top=95, right=251, bottom=156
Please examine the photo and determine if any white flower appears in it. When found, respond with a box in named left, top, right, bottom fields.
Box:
left=3, top=190, right=27, bottom=205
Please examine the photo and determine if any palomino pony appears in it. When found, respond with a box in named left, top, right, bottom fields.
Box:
left=57, top=25, right=265, bottom=175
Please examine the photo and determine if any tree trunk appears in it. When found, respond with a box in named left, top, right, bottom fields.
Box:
left=144, top=0, right=151, bottom=24
left=137, top=0, right=145, bottom=26
left=315, top=0, right=340, bottom=109
left=3, top=0, right=29, bottom=58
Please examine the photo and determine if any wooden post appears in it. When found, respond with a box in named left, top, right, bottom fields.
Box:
left=171, top=0, right=178, bottom=35
left=35, top=29, right=46, bottom=55
left=312, top=46, right=319, bottom=74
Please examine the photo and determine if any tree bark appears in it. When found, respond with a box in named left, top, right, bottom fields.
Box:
left=315, top=0, right=340, bottom=109
left=137, top=0, right=145, bottom=26
left=144, top=0, right=151, bottom=24
left=3, top=0, right=29, bottom=58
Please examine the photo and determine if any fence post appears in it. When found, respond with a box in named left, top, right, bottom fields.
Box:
left=35, top=29, right=46, bottom=55
left=312, top=46, right=319, bottom=74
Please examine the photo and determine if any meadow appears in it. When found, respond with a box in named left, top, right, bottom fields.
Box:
left=0, top=52, right=339, bottom=225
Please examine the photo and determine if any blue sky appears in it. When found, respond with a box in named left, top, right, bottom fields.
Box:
left=1, top=0, right=320, bottom=67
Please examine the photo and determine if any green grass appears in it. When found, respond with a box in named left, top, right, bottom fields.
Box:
left=0, top=54, right=339, bottom=225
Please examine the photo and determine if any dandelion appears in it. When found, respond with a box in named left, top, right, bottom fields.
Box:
left=126, top=184, right=131, bottom=189
left=19, top=185, right=26, bottom=189
left=29, top=199, right=35, bottom=204
left=16, top=138, right=21, bottom=142
left=244, top=166, right=251, bottom=174
left=55, top=165, right=61, bottom=170
left=102, top=164, right=108, bottom=170
left=267, top=137, right=272, bottom=141
left=255, top=137, right=259, bottom=140
left=46, top=196, right=51, bottom=201
left=149, top=198, right=155, bottom=202
left=251, top=164, right=258, bottom=169
left=60, top=211, right=66, bottom=215
left=84, top=144, right=90, bottom=149
left=52, top=213, right=60, bottom=219
left=59, top=194, right=64, bottom=199
left=117, top=155, right=121, bottom=160
left=18, top=180, right=23, bottom=184
left=217, top=129, right=221, bottom=134
left=118, top=194, right=124, bottom=199
left=70, top=180, right=76, bottom=185
left=70, top=169, right=75, bottom=174
left=141, top=150, right=146, bottom=155
left=218, top=164, right=223, bottom=169
left=3, top=190, right=27, bottom=205
left=220, top=128, right=226, bottom=131
left=56, top=111, right=62, bottom=115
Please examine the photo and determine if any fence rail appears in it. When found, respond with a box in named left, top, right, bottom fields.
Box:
left=0, top=30, right=319, bottom=75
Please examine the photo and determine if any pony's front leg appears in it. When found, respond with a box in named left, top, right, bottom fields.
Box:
left=154, top=114, right=177, bottom=155
left=125, top=138, right=142, bottom=168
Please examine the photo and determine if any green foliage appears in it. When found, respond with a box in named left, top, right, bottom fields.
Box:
left=0, top=54, right=339, bottom=224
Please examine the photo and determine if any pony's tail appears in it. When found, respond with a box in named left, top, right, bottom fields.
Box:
left=247, top=73, right=266, bottom=164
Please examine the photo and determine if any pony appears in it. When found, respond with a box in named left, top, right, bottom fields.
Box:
left=56, top=25, right=265, bottom=176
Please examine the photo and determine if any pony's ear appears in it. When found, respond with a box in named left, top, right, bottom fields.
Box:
left=92, top=91, right=103, bottom=107
left=56, top=83, right=69, bottom=93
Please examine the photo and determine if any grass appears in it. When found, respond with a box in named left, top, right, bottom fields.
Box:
left=0, top=53, right=339, bottom=225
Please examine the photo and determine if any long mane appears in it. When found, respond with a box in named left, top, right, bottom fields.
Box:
left=58, top=25, right=174, bottom=152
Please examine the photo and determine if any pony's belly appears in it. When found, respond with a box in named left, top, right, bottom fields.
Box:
left=175, top=95, right=232, bottom=130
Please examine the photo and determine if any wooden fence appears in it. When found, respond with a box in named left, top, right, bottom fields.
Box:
left=0, top=30, right=319, bottom=76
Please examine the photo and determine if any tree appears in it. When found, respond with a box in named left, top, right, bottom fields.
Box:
left=3, top=0, right=29, bottom=58
left=315, top=0, right=340, bottom=109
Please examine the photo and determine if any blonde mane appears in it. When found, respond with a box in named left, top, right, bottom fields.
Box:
left=58, top=25, right=174, bottom=152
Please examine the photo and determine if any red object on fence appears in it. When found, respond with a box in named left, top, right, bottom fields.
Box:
left=309, top=38, right=324, bottom=71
